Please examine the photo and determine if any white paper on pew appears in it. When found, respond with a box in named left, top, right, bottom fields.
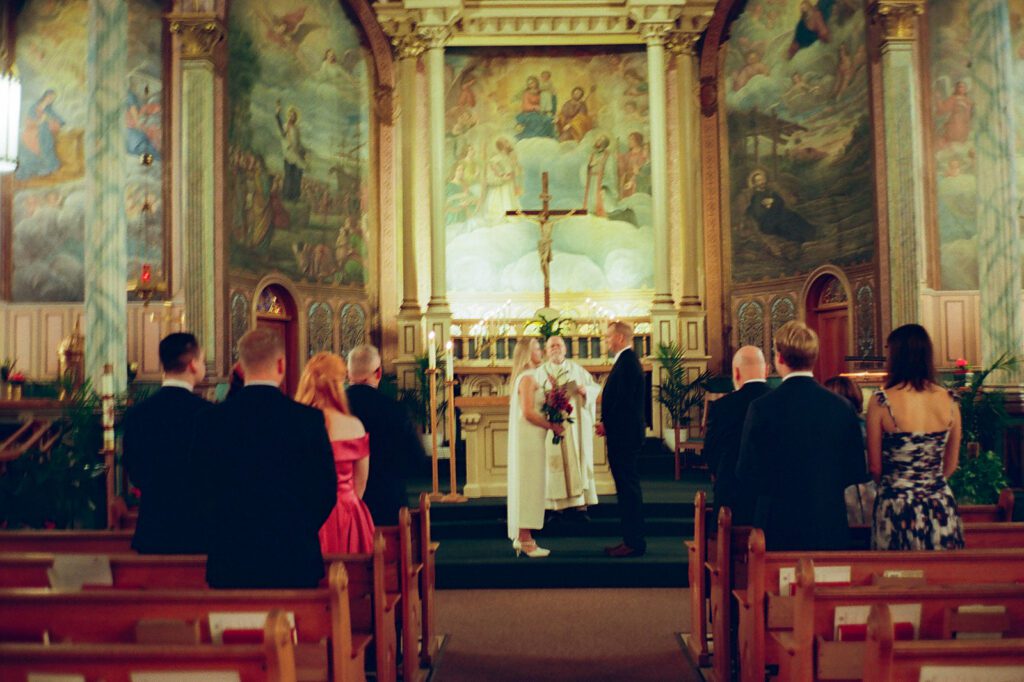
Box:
left=28, top=675, right=86, bottom=682
left=46, top=554, right=113, bottom=591
left=833, top=603, right=921, bottom=640
left=778, top=565, right=851, bottom=595
left=131, top=673, right=241, bottom=682
left=207, top=612, right=295, bottom=644
left=919, top=666, right=1024, bottom=682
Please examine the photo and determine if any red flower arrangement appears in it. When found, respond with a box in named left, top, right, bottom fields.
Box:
left=541, top=372, right=575, bottom=445
left=8, top=371, right=25, bottom=385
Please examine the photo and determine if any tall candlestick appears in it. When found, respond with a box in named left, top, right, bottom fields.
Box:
left=445, top=341, right=454, bottom=381
left=428, top=331, right=436, bottom=369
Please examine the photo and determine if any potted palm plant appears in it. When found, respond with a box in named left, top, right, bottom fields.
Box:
left=654, top=341, right=711, bottom=459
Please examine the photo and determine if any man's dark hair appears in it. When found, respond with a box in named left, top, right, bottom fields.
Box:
left=159, top=333, right=200, bottom=374
left=884, top=324, right=936, bottom=391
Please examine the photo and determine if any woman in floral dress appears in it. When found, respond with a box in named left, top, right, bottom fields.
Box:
left=867, top=324, right=965, bottom=550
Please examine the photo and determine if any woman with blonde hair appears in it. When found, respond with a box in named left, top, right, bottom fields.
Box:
left=506, top=337, right=564, bottom=557
left=296, top=352, right=374, bottom=554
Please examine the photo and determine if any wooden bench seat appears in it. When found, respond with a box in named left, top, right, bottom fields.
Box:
left=0, top=562, right=366, bottom=682
left=734, top=528, right=1024, bottom=682
left=863, top=603, right=1024, bottom=682
left=0, top=610, right=298, bottom=682
left=772, top=557, right=1024, bottom=681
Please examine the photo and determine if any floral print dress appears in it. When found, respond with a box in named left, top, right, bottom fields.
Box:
left=871, top=390, right=965, bottom=550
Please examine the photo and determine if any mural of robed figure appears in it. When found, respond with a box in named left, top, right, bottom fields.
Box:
left=745, top=169, right=817, bottom=243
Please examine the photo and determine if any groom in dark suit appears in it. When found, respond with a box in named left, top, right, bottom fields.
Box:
left=736, top=321, right=868, bottom=551
left=704, top=345, right=770, bottom=526
left=123, top=333, right=210, bottom=554
left=597, top=321, right=647, bottom=557
left=193, top=328, right=337, bottom=588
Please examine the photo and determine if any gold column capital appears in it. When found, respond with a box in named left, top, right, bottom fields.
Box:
left=869, top=0, right=925, bottom=42
left=168, top=13, right=225, bottom=60
left=637, top=21, right=676, bottom=47
left=668, top=31, right=701, bottom=56
left=392, top=33, right=429, bottom=60
left=418, top=24, right=453, bottom=49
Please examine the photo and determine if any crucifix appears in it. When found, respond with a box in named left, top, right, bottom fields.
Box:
left=506, top=171, right=587, bottom=308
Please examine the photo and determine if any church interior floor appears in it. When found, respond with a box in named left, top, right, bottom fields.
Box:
left=431, top=587, right=700, bottom=682
left=409, top=464, right=712, bottom=589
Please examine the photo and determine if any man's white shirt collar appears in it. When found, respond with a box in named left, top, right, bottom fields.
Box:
left=245, top=380, right=282, bottom=388
left=741, top=378, right=767, bottom=386
left=162, top=378, right=194, bottom=391
left=782, top=371, right=815, bottom=382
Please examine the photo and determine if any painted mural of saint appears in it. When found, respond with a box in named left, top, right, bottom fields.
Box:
left=744, top=169, right=816, bottom=243
left=17, top=89, right=65, bottom=180
left=935, top=80, right=973, bottom=148
left=125, top=90, right=161, bottom=160
left=275, top=101, right=307, bottom=201
left=788, top=0, right=834, bottom=59
left=479, top=138, right=520, bottom=225
left=582, top=134, right=616, bottom=217
left=557, top=87, right=594, bottom=142
left=515, top=76, right=556, bottom=139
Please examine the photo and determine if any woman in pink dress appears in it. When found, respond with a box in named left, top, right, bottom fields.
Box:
left=296, top=352, right=375, bottom=554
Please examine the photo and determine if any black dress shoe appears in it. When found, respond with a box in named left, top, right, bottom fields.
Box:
left=606, top=544, right=645, bottom=558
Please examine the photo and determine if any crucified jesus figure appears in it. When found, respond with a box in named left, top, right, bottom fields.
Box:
left=507, top=171, right=587, bottom=308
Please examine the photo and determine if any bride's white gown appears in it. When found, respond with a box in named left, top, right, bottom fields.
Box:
left=507, top=370, right=548, bottom=540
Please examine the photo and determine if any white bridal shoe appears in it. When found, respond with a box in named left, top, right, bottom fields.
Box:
left=512, top=538, right=551, bottom=558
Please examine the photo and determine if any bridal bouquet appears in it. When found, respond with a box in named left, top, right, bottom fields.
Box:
left=542, top=372, right=575, bottom=444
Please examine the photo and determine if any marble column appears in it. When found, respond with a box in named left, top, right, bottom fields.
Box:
left=85, top=0, right=128, bottom=391
left=969, top=0, right=1024, bottom=382
left=394, top=33, right=428, bottom=388
left=422, top=26, right=451, bottom=349
left=644, top=26, right=675, bottom=313
left=169, top=14, right=224, bottom=372
left=871, top=1, right=927, bottom=330
left=672, top=32, right=708, bottom=358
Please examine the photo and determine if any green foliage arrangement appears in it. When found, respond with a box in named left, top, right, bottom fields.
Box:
left=654, top=341, right=711, bottom=429
left=398, top=352, right=448, bottom=433
left=529, top=314, right=573, bottom=342
left=0, top=381, right=106, bottom=529
left=946, top=352, right=1018, bottom=504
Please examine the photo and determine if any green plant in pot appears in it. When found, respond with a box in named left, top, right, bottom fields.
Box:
left=654, top=341, right=711, bottom=465
left=946, top=352, right=1017, bottom=504
left=399, top=352, right=448, bottom=436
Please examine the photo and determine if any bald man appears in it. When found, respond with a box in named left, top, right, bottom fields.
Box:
left=704, top=345, right=770, bottom=525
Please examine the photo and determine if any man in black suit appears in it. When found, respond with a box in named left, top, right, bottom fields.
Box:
left=596, top=321, right=647, bottom=557
left=345, top=344, right=426, bottom=526
left=123, top=333, right=210, bottom=554
left=704, top=345, right=770, bottom=526
left=736, top=321, right=868, bottom=551
left=193, top=328, right=337, bottom=588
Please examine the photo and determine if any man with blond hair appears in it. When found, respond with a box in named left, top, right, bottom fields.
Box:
left=736, top=321, right=868, bottom=551
left=597, top=320, right=647, bottom=557
left=194, top=328, right=336, bottom=588
left=704, top=345, right=770, bottom=525
left=346, top=344, right=426, bottom=525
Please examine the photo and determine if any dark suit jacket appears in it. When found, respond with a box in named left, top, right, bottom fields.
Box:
left=123, top=386, right=211, bottom=554
left=193, top=385, right=337, bottom=588
left=600, top=348, right=646, bottom=452
left=736, top=376, right=869, bottom=551
left=346, top=383, right=425, bottom=526
left=704, top=380, right=771, bottom=525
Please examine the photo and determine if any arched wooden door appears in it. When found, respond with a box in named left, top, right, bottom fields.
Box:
left=805, top=275, right=849, bottom=381
left=255, top=284, right=299, bottom=396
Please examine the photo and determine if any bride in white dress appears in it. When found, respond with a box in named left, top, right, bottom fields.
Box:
left=507, top=337, right=564, bottom=558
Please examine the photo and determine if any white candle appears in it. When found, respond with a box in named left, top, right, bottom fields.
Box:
left=446, top=341, right=454, bottom=381
left=428, top=331, right=436, bottom=370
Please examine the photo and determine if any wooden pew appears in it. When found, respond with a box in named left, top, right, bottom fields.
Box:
left=0, top=563, right=365, bottom=682
left=683, top=489, right=711, bottom=666
left=0, top=610, right=298, bottom=682
left=959, top=488, right=1015, bottom=523
left=414, top=493, right=439, bottom=668
left=0, top=529, right=134, bottom=553
left=864, top=603, right=1024, bottom=682
left=773, top=557, right=1024, bottom=682
left=735, top=528, right=1024, bottom=682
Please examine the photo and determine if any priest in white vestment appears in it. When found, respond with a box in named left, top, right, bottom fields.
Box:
left=539, top=336, right=600, bottom=511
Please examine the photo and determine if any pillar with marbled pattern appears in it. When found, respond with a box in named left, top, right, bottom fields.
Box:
left=970, top=0, right=1024, bottom=381
left=85, top=0, right=127, bottom=391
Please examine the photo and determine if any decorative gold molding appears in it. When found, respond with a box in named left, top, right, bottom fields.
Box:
left=392, top=33, right=429, bottom=60
left=869, top=0, right=925, bottom=42
left=168, top=14, right=225, bottom=60
left=669, top=31, right=702, bottom=56
left=418, top=24, right=453, bottom=49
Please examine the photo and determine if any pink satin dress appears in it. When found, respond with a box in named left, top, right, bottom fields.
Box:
left=318, top=434, right=375, bottom=554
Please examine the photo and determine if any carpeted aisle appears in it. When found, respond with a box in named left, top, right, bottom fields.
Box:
left=431, top=587, right=700, bottom=681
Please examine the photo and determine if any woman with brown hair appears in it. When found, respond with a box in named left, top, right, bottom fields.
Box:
left=867, top=324, right=964, bottom=550
left=296, top=352, right=374, bottom=554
